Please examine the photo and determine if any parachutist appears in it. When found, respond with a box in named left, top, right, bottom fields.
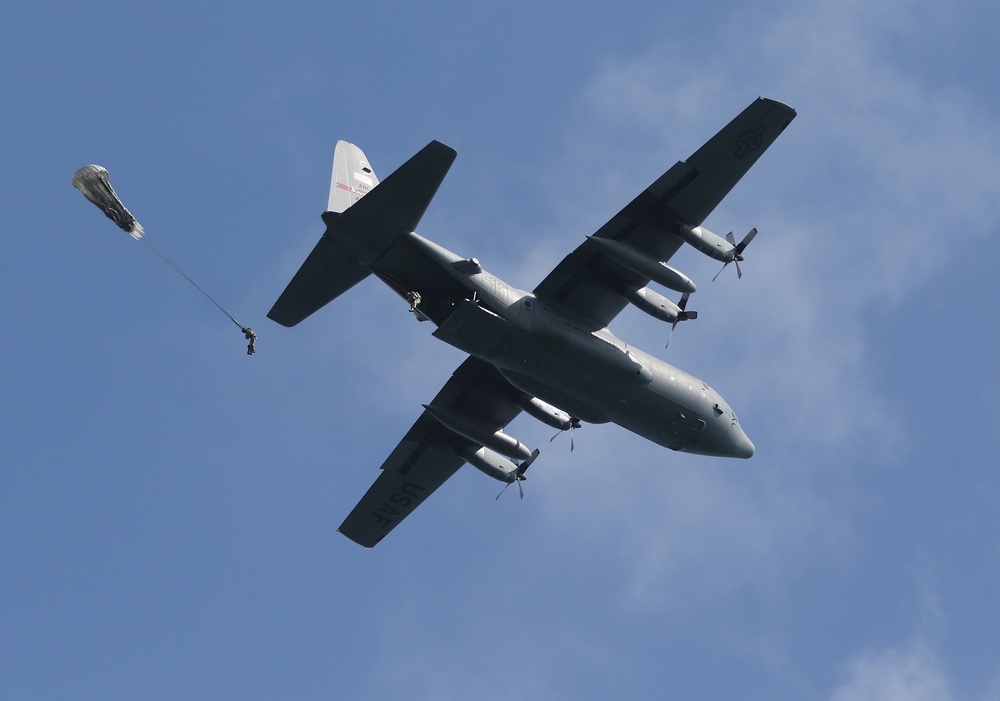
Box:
left=405, top=291, right=421, bottom=313
left=242, top=327, right=257, bottom=355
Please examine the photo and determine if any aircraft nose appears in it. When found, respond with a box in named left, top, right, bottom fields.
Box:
left=732, top=429, right=755, bottom=459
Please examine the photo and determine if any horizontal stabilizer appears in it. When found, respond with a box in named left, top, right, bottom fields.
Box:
left=267, top=230, right=370, bottom=327
left=268, top=141, right=457, bottom=327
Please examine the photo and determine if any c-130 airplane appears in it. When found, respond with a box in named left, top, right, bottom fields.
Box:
left=269, top=97, right=796, bottom=547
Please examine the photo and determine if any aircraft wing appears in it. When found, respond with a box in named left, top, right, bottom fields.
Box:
left=338, top=357, right=525, bottom=547
left=533, top=96, right=796, bottom=329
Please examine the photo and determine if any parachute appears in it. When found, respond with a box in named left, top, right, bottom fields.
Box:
left=72, top=164, right=255, bottom=353
left=72, top=165, right=145, bottom=239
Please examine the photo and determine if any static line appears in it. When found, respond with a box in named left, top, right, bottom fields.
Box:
left=139, top=235, right=243, bottom=329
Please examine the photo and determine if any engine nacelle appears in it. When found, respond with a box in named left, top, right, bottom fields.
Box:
left=519, top=396, right=574, bottom=430
left=586, top=236, right=696, bottom=294
left=625, top=287, right=682, bottom=323
left=678, top=225, right=736, bottom=263
left=422, top=403, right=532, bottom=462
left=462, top=446, right=521, bottom=483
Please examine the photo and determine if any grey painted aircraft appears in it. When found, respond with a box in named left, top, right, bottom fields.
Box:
left=269, top=97, right=796, bottom=547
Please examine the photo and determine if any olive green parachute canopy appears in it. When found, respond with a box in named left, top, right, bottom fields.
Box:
left=72, top=164, right=145, bottom=240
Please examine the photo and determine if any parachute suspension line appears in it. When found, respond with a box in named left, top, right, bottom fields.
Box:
left=139, top=235, right=243, bottom=329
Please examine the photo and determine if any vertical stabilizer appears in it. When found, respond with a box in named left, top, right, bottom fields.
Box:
left=268, top=140, right=455, bottom=328
left=328, top=141, right=380, bottom=213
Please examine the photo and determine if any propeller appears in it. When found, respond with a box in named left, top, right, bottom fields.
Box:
left=496, top=475, right=525, bottom=500
left=496, top=448, right=540, bottom=500
left=713, top=228, right=757, bottom=281
left=550, top=417, right=582, bottom=451
left=665, top=292, right=697, bottom=349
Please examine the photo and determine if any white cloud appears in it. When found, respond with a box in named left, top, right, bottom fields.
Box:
left=829, top=640, right=953, bottom=701
left=497, top=0, right=1000, bottom=642
left=260, top=2, right=1000, bottom=696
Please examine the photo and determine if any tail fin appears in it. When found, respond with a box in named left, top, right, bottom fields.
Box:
left=267, top=142, right=379, bottom=327
left=268, top=140, right=456, bottom=328
left=327, top=141, right=380, bottom=213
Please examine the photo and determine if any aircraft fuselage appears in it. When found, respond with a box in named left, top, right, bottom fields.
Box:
left=401, top=233, right=755, bottom=459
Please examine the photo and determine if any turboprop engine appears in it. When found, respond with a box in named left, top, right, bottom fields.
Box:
left=518, top=396, right=576, bottom=431
left=462, top=445, right=539, bottom=483
left=625, top=287, right=695, bottom=324
left=678, top=225, right=759, bottom=280
left=677, top=225, right=736, bottom=262
left=624, top=286, right=697, bottom=348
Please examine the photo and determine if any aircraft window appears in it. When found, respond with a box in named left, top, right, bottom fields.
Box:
left=362, top=167, right=372, bottom=173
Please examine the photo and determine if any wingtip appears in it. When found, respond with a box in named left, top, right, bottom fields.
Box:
left=337, top=527, right=379, bottom=549
left=265, top=308, right=299, bottom=328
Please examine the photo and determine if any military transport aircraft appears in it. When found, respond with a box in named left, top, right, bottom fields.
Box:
left=269, top=97, right=796, bottom=547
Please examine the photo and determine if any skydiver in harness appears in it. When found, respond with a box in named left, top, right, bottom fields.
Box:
left=242, top=327, right=257, bottom=355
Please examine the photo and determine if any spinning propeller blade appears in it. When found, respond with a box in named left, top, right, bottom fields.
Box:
left=666, top=293, right=697, bottom=349
left=496, top=448, right=540, bottom=500
left=550, top=418, right=581, bottom=451
left=713, top=228, right=757, bottom=281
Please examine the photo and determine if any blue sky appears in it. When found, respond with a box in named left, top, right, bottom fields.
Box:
left=3, top=1, right=999, bottom=699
